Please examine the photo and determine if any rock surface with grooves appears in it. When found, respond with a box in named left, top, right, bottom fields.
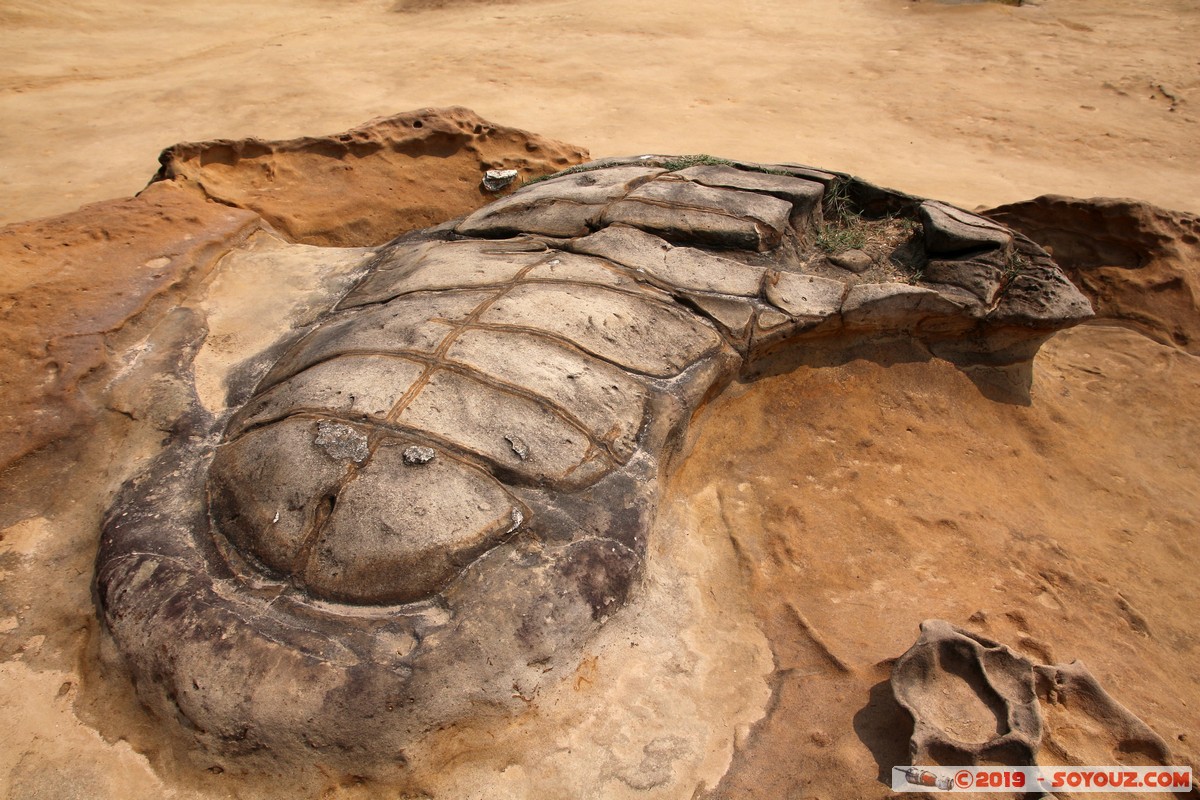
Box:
left=96, top=155, right=1093, bottom=771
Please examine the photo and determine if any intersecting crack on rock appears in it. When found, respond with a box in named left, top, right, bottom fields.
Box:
left=95, top=154, right=1094, bottom=774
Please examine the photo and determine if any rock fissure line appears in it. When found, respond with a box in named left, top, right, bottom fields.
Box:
left=291, top=250, right=575, bottom=577
left=231, top=359, right=625, bottom=463
left=230, top=404, right=618, bottom=488
left=452, top=320, right=726, bottom=379
left=352, top=274, right=690, bottom=320
left=290, top=254, right=561, bottom=576
left=380, top=253, right=559, bottom=426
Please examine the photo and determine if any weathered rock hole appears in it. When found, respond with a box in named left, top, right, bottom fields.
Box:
left=923, top=640, right=1010, bottom=743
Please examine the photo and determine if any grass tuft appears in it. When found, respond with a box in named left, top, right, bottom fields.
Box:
left=815, top=180, right=869, bottom=253
left=815, top=225, right=868, bottom=253
left=995, top=248, right=1033, bottom=297
left=659, top=154, right=737, bottom=171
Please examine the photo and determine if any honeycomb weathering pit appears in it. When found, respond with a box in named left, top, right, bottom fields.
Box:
left=891, top=619, right=1184, bottom=782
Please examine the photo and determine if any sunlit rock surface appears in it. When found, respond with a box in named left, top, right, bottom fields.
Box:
left=97, top=154, right=1092, bottom=772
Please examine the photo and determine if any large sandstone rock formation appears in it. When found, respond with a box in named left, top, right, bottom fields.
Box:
left=0, top=108, right=585, bottom=476
left=95, top=154, right=1092, bottom=773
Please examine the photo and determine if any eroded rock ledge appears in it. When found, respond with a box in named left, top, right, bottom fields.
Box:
left=150, top=106, right=588, bottom=247
left=96, top=155, right=1091, bottom=773
left=0, top=108, right=586, bottom=478
left=986, top=195, right=1200, bottom=354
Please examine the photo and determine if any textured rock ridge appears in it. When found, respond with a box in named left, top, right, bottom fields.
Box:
left=150, top=107, right=589, bottom=247
left=986, top=195, right=1200, bottom=355
left=96, top=156, right=1091, bottom=772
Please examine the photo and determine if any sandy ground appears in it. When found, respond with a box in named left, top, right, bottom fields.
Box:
left=1, top=0, right=1198, bottom=222
left=1, top=1, right=1199, bottom=798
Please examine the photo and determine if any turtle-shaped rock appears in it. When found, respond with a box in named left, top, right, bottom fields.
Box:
left=97, top=155, right=1091, bottom=771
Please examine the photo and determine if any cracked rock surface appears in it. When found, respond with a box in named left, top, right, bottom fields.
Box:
left=96, top=156, right=1091, bottom=770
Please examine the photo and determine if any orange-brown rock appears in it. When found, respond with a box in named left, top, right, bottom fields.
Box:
left=96, top=154, right=1093, bottom=776
left=150, top=107, right=589, bottom=247
left=2, top=124, right=1197, bottom=800
left=986, top=196, right=1200, bottom=354
left=0, top=182, right=261, bottom=472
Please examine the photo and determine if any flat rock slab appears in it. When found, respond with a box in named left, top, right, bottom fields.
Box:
left=230, top=354, right=426, bottom=432
left=673, top=164, right=824, bottom=222
left=444, top=329, right=647, bottom=461
left=765, top=271, right=846, bottom=319
left=341, top=239, right=550, bottom=308
left=920, top=200, right=1014, bottom=255
left=304, top=440, right=520, bottom=605
left=397, top=367, right=603, bottom=485
left=478, top=282, right=723, bottom=377
left=573, top=224, right=766, bottom=296
left=260, top=290, right=490, bottom=386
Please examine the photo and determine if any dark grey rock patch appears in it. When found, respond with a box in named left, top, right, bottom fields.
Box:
left=403, top=445, right=436, bottom=465
left=314, top=420, right=370, bottom=463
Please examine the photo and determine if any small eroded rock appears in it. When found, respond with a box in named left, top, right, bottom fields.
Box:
left=403, top=445, right=437, bottom=465
left=483, top=169, right=519, bottom=192
left=504, top=433, right=530, bottom=460
left=892, top=619, right=1178, bottom=772
left=314, top=421, right=369, bottom=463
left=828, top=248, right=873, bottom=273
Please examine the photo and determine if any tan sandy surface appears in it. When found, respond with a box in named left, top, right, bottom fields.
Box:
left=1, top=0, right=1198, bottom=222
left=1, top=1, right=1199, bottom=799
